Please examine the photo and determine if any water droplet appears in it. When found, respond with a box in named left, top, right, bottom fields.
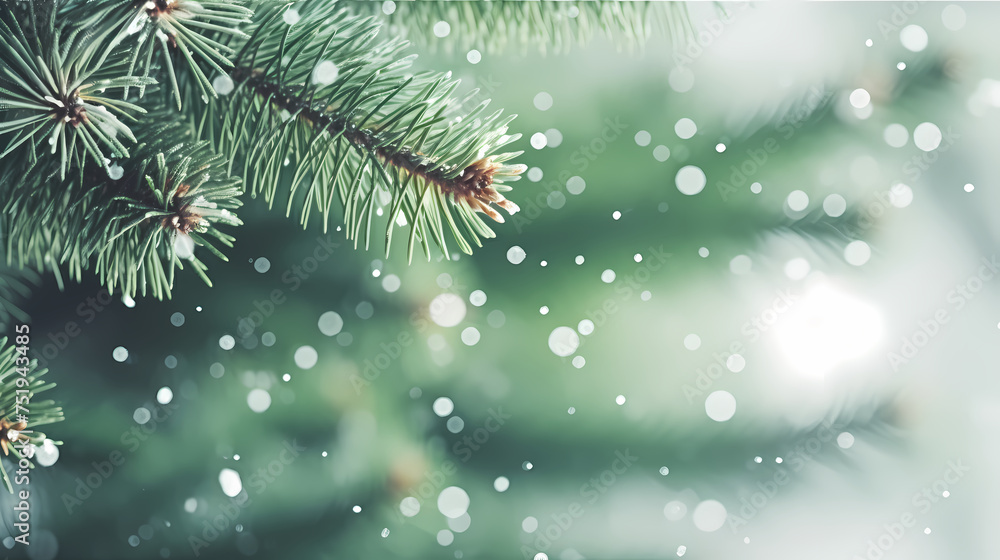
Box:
left=219, top=468, right=243, bottom=497
left=890, top=183, right=914, bottom=208
left=653, top=145, right=670, bottom=162
left=844, top=240, right=872, bottom=266
left=942, top=5, right=966, bottom=30
left=461, top=327, right=481, bottom=346
left=675, top=165, right=706, bottom=195
left=437, top=487, right=470, bottom=518
left=530, top=132, right=547, bottom=149
left=247, top=388, right=271, bottom=412
left=913, top=122, right=942, bottom=151
left=726, top=354, right=746, bottom=372
left=533, top=92, right=553, bottom=111
left=437, top=529, right=454, bottom=546
left=494, top=476, right=509, bottom=492
left=548, top=327, right=580, bottom=357
left=900, top=24, right=928, bottom=52
left=692, top=500, right=728, bottom=532
left=213, top=74, right=234, bottom=95
left=787, top=190, right=809, bottom=212
left=157, top=387, right=173, bottom=404
left=108, top=163, right=124, bottom=180
left=312, top=60, right=339, bottom=85
left=170, top=312, right=185, bottom=327
left=884, top=123, right=909, bottom=147
left=294, top=345, right=318, bottom=369
left=849, top=88, right=871, bottom=109
left=470, top=290, right=487, bottom=307
left=837, top=432, right=855, bottom=449
left=318, top=312, right=344, bottom=336
left=133, top=407, right=151, bottom=424
left=400, top=497, right=420, bottom=516
left=544, top=128, right=563, bottom=147
left=705, top=391, right=736, bottom=422
left=433, top=397, right=455, bottom=417
left=507, top=246, right=527, bottom=265
left=675, top=118, right=697, bottom=139
left=430, top=293, right=467, bottom=327
left=566, top=176, right=586, bottom=195
left=684, top=334, right=701, bottom=350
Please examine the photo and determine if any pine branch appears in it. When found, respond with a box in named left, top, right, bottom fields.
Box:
left=0, top=336, right=63, bottom=494
left=0, top=4, right=152, bottom=179
left=2, top=118, right=243, bottom=299
left=195, top=1, right=525, bottom=260
left=61, top=0, right=255, bottom=109
left=2, top=0, right=532, bottom=300
left=0, top=267, right=40, bottom=334
left=348, top=0, right=696, bottom=55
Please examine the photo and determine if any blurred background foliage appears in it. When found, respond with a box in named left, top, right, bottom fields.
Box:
left=3, top=1, right=1000, bottom=559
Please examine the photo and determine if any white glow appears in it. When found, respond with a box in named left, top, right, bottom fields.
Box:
left=849, top=88, right=871, bottom=109
left=219, top=468, right=243, bottom=497
left=430, top=293, right=466, bottom=327
left=437, top=486, right=470, bottom=518
left=900, top=25, right=928, bottom=52
left=692, top=500, right=728, bottom=531
left=548, top=327, right=580, bottom=357
left=773, top=282, right=883, bottom=376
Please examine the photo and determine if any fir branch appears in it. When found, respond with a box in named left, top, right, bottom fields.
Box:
left=0, top=337, right=63, bottom=494
left=63, top=0, right=256, bottom=108
left=199, top=2, right=525, bottom=260
left=0, top=5, right=153, bottom=179
left=0, top=267, right=40, bottom=334
left=2, top=119, right=243, bottom=299
left=349, top=0, right=696, bottom=55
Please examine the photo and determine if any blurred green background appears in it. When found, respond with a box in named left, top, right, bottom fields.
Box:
left=4, top=2, right=1000, bottom=559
